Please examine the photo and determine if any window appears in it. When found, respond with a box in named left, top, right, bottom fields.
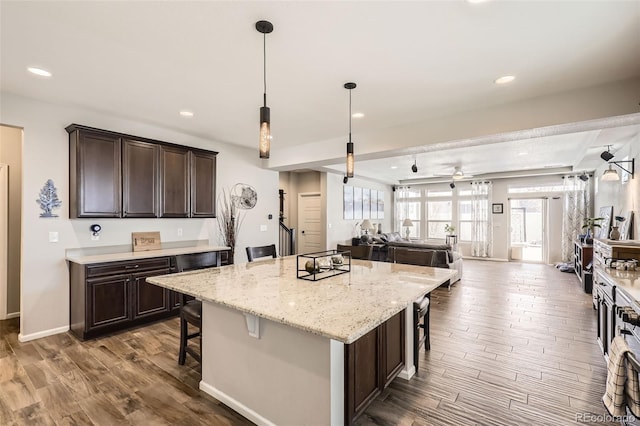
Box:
left=395, top=188, right=422, bottom=238
left=459, top=199, right=473, bottom=241
left=426, top=190, right=452, bottom=239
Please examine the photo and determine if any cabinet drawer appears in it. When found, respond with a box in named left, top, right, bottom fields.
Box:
left=87, top=258, right=171, bottom=278
left=595, top=270, right=615, bottom=302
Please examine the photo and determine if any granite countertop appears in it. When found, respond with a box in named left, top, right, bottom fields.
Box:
left=147, top=256, right=455, bottom=344
left=66, top=243, right=230, bottom=264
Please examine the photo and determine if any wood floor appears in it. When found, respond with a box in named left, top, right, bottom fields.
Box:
left=0, top=260, right=615, bottom=425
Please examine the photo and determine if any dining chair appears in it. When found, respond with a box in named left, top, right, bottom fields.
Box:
left=175, top=251, right=219, bottom=365
left=246, top=244, right=277, bottom=262
left=336, top=244, right=373, bottom=260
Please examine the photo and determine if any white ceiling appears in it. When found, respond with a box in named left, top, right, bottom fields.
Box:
left=2, top=1, right=640, bottom=184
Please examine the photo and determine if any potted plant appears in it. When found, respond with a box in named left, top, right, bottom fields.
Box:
left=582, top=217, right=603, bottom=244
left=444, top=224, right=456, bottom=235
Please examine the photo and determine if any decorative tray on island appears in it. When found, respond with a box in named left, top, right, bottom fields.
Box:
left=297, top=250, right=351, bottom=281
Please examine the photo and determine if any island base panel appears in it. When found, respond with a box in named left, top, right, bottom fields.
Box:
left=200, top=302, right=337, bottom=426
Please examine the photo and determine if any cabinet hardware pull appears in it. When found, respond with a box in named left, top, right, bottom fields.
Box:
left=125, top=265, right=140, bottom=269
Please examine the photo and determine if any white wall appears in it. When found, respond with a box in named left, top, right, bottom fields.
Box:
left=0, top=93, right=278, bottom=340
left=325, top=173, right=393, bottom=250
left=594, top=136, right=640, bottom=239
left=0, top=125, right=22, bottom=316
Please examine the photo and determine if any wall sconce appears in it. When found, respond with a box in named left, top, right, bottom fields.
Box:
left=601, top=158, right=635, bottom=181
left=411, top=160, right=417, bottom=173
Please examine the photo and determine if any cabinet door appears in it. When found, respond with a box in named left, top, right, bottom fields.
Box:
left=122, top=139, right=159, bottom=218
left=190, top=150, right=217, bottom=217
left=70, top=130, right=121, bottom=218
left=160, top=146, right=190, bottom=218
left=345, top=326, right=382, bottom=425
left=87, top=275, right=131, bottom=329
left=382, top=310, right=405, bottom=387
left=132, top=269, right=171, bottom=319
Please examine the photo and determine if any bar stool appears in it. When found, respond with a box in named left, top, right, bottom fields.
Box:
left=246, top=244, right=277, bottom=262
left=175, top=252, right=219, bottom=365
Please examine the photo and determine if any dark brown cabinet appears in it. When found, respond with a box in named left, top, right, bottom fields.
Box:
left=345, top=310, right=405, bottom=424
left=123, top=139, right=159, bottom=218
left=160, top=145, right=190, bottom=218
left=67, top=124, right=217, bottom=219
left=70, top=257, right=175, bottom=340
left=190, top=150, right=217, bottom=217
left=69, top=129, right=121, bottom=218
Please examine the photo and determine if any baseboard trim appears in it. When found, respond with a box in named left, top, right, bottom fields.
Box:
left=462, top=256, right=509, bottom=262
left=398, top=364, right=416, bottom=381
left=200, top=381, right=276, bottom=426
left=6, top=312, right=20, bottom=319
left=18, top=325, right=69, bottom=342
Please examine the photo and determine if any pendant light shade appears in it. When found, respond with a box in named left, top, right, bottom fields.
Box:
left=345, top=82, right=356, bottom=178
left=256, top=20, right=273, bottom=159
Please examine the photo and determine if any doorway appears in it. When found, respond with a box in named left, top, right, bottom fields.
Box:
left=509, top=198, right=546, bottom=263
left=297, top=192, right=322, bottom=254
left=0, top=164, right=7, bottom=319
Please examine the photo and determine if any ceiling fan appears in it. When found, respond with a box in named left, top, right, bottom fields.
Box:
left=433, top=166, right=474, bottom=180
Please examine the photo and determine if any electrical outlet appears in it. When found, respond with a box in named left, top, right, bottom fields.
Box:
left=49, top=231, right=59, bottom=243
left=260, top=225, right=267, bottom=232
left=177, top=228, right=183, bottom=236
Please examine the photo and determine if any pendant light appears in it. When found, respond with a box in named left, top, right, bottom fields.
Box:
left=256, top=20, right=273, bottom=159
left=345, top=82, right=356, bottom=178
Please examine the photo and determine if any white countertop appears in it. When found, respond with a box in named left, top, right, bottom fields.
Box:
left=147, top=256, right=455, bottom=344
left=599, top=267, right=640, bottom=303
left=66, top=244, right=230, bottom=264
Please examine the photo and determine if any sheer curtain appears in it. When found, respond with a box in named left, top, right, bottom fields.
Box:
left=470, top=181, right=492, bottom=257
left=562, top=177, right=591, bottom=262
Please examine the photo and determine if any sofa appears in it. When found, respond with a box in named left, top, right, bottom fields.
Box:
left=365, top=231, right=463, bottom=284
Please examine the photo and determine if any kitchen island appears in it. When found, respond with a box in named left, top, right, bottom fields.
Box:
left=148, top=256, right=455, bottom=425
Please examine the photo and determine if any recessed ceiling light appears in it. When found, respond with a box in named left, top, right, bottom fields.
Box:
left=467, top=0, right=492, bottom=3
left=517, top=151, right=528, bottom=156
left=390, top=166, right=398, bottom=169
left=27, top=67, right=52, bottom=77
left=179, top=110, right=194, bottom=117
left=494, top=75, right=516, bottom=85
left=352, top=112, right=365, bottom=118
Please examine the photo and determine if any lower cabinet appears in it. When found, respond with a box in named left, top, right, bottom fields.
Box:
left=345, top=310, right=405, bottom=424
left=70, top=257, right=175, bottom=340
left=595, top=270, right=616, bottom=357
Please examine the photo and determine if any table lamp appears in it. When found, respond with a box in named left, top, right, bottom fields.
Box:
left=402, top=218, right=413, bottom=239
left=360, top=219, right=373, bottom=235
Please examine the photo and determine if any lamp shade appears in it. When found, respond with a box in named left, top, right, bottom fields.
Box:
left=602, top=166, right=620, bottom=181
left=402, top=218, right=413, bottom=227
left=360, top=219, right=373, bottom=230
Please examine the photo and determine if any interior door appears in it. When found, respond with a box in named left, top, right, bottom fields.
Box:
left=297, top=192, right=322, bottom=254
left=0, top=164, right=7, bottom=319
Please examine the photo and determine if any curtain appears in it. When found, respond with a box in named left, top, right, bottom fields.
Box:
left=562, top=177, right=591, bottom=262
left=470, top=181, right=492, bottom=257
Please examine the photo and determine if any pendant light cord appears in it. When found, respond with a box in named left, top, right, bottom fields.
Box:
left=348, top=88, right=352, bottom=142
left=263, top=32, right=267, bottom=107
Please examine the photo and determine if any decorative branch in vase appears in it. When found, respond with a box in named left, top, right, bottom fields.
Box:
left=217, top=188, right=245, bottom=264
left=581, top=217, right=602, bottom=244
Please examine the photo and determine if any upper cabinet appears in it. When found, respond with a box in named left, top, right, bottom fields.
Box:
left=123, top=139, right=159, bottom=218
left=67, top=124, right=217, bottom=219
left=191, top=150, right=217, bottom=217
left=69, top=129, right=121, bottom=218
left=160, top=145, right=190, bottom=218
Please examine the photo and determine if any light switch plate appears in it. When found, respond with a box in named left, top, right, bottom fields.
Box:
left=49, top=231, right=59, bottom=243
left=260, top=225, right=267, bottom=232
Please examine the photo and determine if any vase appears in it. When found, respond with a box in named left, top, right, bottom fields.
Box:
left=610, top=226, right=620, bottom=240
left=377, top=223, right=382, bottom=234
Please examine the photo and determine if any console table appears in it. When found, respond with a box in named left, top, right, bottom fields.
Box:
left=574, top=241, right=593, bottom=293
